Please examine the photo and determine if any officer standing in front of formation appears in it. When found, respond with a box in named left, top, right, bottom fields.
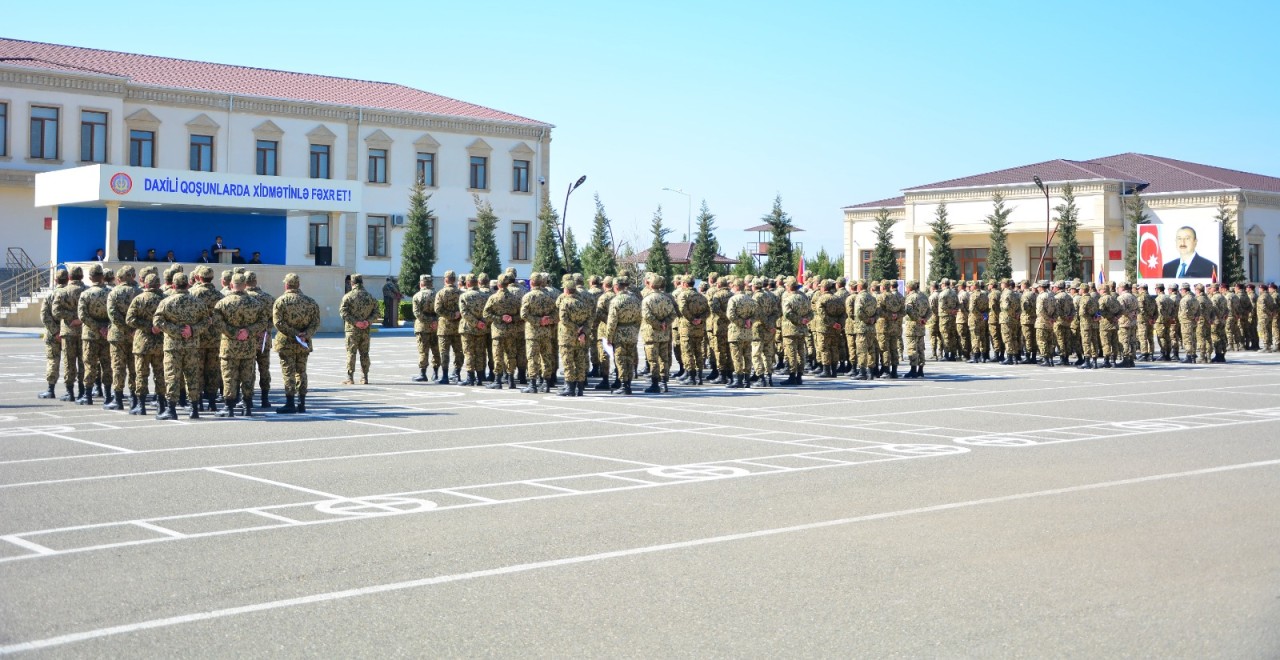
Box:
left=521, top=272, right=558, bottom=394
left=339, top=273, right=379, bottom=385
left=273, top=273, right=321, bottom=414
left=483, top=273, right=522, bottom=390
left=433, top=270, right=463, bottom=384
left=76, top=264, right=112, bottom=406
left=126, top=271, right=166, bottom=416
left=105, top=265, right=140, bottom=410
left=411, top=274, right=440, bottom=382
left=640, top=274, right=677, bottom=393
left=154, top=272, right=208, bottom=420
left=38, top=269, right=69, bottom=399
left=246, top=272, right=275, bottom=408
left=606, top=275, right=641, bottom=395
left=556, top=274, right=593, bottom=396
left=213, top=273, right=270, bottom=416
left=724, top=277, right=758, bottom=389
left=902, top=280, right=930, bottom=378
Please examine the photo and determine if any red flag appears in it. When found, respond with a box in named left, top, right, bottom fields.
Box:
left=1211, top=265, right=1217, bottom=284
left=797, top=256, right=806, bottom=285
left=1137, top=225, right=1162, bottom=279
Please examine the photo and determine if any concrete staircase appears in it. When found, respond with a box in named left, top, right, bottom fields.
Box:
left=0, top=286, right=52, bottom=328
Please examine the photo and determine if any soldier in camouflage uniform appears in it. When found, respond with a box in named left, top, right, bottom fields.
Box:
left=593, top=276, right=618, bottom=390
left=999, top=280, right=1023, bottom=364
left=605, top=276, right=641, bottom=395
left=779, top=279, right=812, bottom=386
left=38, top=269, right=68, bottom=399
left=1114, top=282, right=1139, bottom=367
left=154, top=273, right=209, bottom=420
left=1136, top=283, right=1156, bottom=360
left=851, top=279, right=879, bottom=380
left=751, top=278, right=781, bottom=386
left=1211, top=283, right=1229, bottom=362
left=677, top=275, right=711, bottom=386
left=457, top=274, right=488, bottom=386
left=214, top=273, right=270, bottom=416
left=105, top=265, right=140, bottom=410
left=1153, top=284, right=1175, bottom=361
left=927, top=282, right=942, bottom=361
left=339, top=273, right=379, bottom=384
left=521, top=272, right=559, bottom=393
left=587, top=275, right=606, bottom=378
left=1053, top=281, right=1076, bottom=366
left=707, top=273, right=733, bottom=383
left=876, top=279, right=904, bottom=377
left=189, top=266, right=224, bottom=412
left=956, top=281, right=971, bottom=361
left=723, top=278, right=757, bottom=389
left=842, top=280, right=861, bottom=375
left=817, top=280, right=845, bottom=377
left=433, top=270, right=464, bottom=384
left=902, top=280, right=930, bottom=378
left=51, top=265, right=87, bottom=402
left=1076, top=282, right=1101, bottom=369
left=965, top=280, right=989, bottom=364
left=640, top=274, right=677, bottom=393
left=1096, top=283, right=1120, bottom=367
left=1017, top=280, right=1037, bottom=363
left=935, top=279, right=959, bottom=361
left=411, top=274, right=440, bottom=382
left=126, top=272, right=166, bottom=416
left=272, top=273, right=321, bottom=414
left=483, top=273, right=522, bottom=389
left=75, top=264, right=112, bottom=406
left=988, top=281, right=1004, bottom=362
left=555, top=274, right=593, bottom=396
left=1258, top=283, right=1278, bottom=352
left=1033, top=281, right=1058, bottom=367
left=1177, top=283, right=1201, bottom=363
left=1195, top=283, right=1215, bottom=364
left=244, top=272, right=275, bottom=407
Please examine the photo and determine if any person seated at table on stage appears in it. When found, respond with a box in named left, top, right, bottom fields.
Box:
left=248, top=251, right=262, bottom=265
left=198, top=250, right=214, bottom=264
left=165, top=250, right=177, bottom=263
left=141, top=248, right=158, bottom=262
left=94, top=248, right=106, bottom=262
left=211, top=236, right=228, bottom=255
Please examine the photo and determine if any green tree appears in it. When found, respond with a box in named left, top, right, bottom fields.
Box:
left=688, top=200, right=723, bottom=280
left=563, top=226, right=583, bottom=275
left=1052, top=183, right=1082, bottom=281
left=730, top=247, right=759, bottom=279
left=808, top=247, right=845, bottom=281
left=1218, top=197, right=1245, bottom=284
left=645, top=206, right=674, bottom=292
left=1124, top=192, right=1150, bottom=283
left=579, top=193, right=617, bottom=277
left=470, top=195, right=501, bottom=278
left=868, top=208, right=900, bottom=281
left=927, top=201, right=959, bottom=283
left=761, top=195, right=796, bottom=278
left=984, top=192, right=1013, bottom=281
left=397, top=178, right=437, bottom=286
left=532, top=195, right=565, bottom=281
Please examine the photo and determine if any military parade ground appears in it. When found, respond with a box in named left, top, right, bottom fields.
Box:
left=1, top=325, right=1278, bottom=655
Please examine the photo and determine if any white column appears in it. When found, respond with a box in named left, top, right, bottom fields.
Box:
left=49, top=206, right=60, bottom=267
left=104, top=202, right=120, bottom=262
left=1093, top=230, right=1108, bottom=283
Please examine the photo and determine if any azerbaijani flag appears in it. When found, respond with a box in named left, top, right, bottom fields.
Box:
left=797, top=254, right=806, bottom=285
left=1098, top=267, right=1105, bottom=285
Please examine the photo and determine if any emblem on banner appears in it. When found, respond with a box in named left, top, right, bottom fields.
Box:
left=1138, top=224, right=1161, bottom=279
left=109, top=172, right=133, bottom=195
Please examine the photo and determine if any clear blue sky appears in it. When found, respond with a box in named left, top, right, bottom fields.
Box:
left=8, top=0, right=1279, bottom=260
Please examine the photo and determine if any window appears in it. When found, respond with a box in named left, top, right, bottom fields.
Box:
left=256, top=140, right=278, bottom=176
left=29, top=106, right=59, bottom=159
left=189, top=134, right=214, bottom=171
left=469, top=156, right=487, bottom=190
left=512, top=222, right=530, bottom=261
left=1248, top=243, right=1261, bottom=282
left=416, top=152, right=435, bottom=186
left=860, top=249, right=905, bottom=280
left=129, top=130, right=155, bottom=167
left=468, top=219, right=479, bottom=259
left=308, top=215, right=330, bottom=256
left=80, top=110, right=108, bottom=163
left=512, top=159, right=530, bottom=192
left=309, top=144, right=331, bottom=179
left=952, top=247, right=989, bottom=281
left=1029, top=246, right=1094, bottom=280
left=0, top=102, right=8, bottom=157
left=368, top=148, right=387, bottom=183
left=367, top=215, right=388, bottom=257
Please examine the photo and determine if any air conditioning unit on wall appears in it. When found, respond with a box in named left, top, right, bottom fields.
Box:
left=391, top=214, right=406, bottom=226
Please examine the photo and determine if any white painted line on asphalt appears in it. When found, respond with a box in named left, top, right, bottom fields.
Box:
left=0, top=535, right=55, bottom=556
left=204, top=468, right=347, bottom=500
left=246, top=509, right=300, bottom=525
left=435, top=489, right=497, bottom=503
left=6, top=456, right=1277, bottom=656
left=132, top=521, right=185, bottom=538
left=511, top=443, right=663, bottom=467
left=38, top=432, right=135, bottom=454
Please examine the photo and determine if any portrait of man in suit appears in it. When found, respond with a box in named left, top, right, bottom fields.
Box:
left=1161, top=226, right=1215, bottom=278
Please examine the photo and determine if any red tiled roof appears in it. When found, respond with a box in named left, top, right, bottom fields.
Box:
left=903, top=158, right=1148, bottom=192
left=842, top=196, right=905, bottom=210
left=627, top=242, right=737, bottom=265
left=0, top=38, right=549, bottom=127
left=743, top=223, right=804, bottom=233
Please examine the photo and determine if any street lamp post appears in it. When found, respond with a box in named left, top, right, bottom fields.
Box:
left=661, top=187, right=692, bottom=241
left=561, top=175, right=587, bottom=265
left=1033, top=176, right=1051, bottom=280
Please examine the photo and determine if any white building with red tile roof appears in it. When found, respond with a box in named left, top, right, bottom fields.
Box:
left=843, top=154, right=1280, bottom=284
left=0, top=38, right=552, bottom=294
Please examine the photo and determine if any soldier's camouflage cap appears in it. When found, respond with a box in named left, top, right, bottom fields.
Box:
left=650, top=274, right=666, bottom=288
left=139, top=266, right=158, bottom=278
left=1180, top=282, right=1191, bottom=290
left=478, top=273, right=489, bottom=283
left=102, top=268, right=114, bottom=281
left=233, top=267, right=246, bottom=275
left=561, top=274, right=575, bottom=287
left=172, top=272, right=189, bottom=288
left=589, top=274, right=602, bottom=285
left=246, top=271, right=258, bottom=284
left=615, top=275, right=629, bottom=286
left=55, top=268, right=69, bottom=283
left=707, top=272, right=719, bottom=282
left=602, top=275, right=614, bottom=285
left=1038, top=280, right=1051, bottom=288
left=142, top=273, right=159, bottom=288
left=419, top=274, right=432, bottom=284
left=443, top=270, right=456, bottom=280
left=221, top=270, right=232, bottom=282
left=907, top=280, right=919, bottom=289
left=284, top=273, right=301, bottom=288
left=88, top=263, right=104, bottom=278
left=231, top=273, right=248, bottom=287
left=116, top=265, right=135, bottom=279
left=504, top=267, right=517, bottom=277
left=573, top=273, right=584, bottom=285
left=497, top=273, right=512, bottom=286
left=350, top=273, right=363, bottom=284
left=836, top=276, right=847, bottom=286
left=785, top=275, right=797, bottom=286
left=196, top=265, right=214, bottom=280
left=463, top=273, right=477, bottom=284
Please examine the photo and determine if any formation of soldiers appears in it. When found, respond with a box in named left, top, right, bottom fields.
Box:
left=39, top=264, right=1280, bottom=412
left=40, top=263, right=320, bottom=419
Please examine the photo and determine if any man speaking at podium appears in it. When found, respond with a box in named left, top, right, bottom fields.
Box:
left=1161, top=226, right=1215, bottom=279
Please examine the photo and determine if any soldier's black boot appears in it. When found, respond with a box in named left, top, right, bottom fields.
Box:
left=890, top=365, right=899, bottom=379
left=59, top=384, right=75, bottom=402
left=644, top=377, right=661, bottom=394
left=242, top=397, right=253, bottom=417
left=105, top=390, right=124, bottom=410
left=694, top=369, right=704, bottom=385
left=276, top=395, right=297, bottom=414
left=217, top=397, right=237, bottom=417
left=558, top=379, right=575, bottom=396
left=297, top=392, right=307, bottom=413
left=904, top=365, right=917, bottom=378
left=102, top=384, right=114, bottom=408
left=136, top=395, right=147, bottom=416
left=521, top=377, right=540, bottom=394
left=179, top=391, right=189, bottom=408
left=917, top=364, right=925, bottom=378
left=128, top=393, right=140, bottom=414
left=708, top=366, right=720, bottom=382
left=94, top=380, right=104, bottom=398
left=594, top=376, right=611, bottom=391
left=158, top=396, right=167, bottom=415
left=413, top=368, right=428, bottom=382
left=39, top=384, right=56, bottom=399
left=437, top=369, right=450, bottom=385
left=77, top=386, right=93, bottom=406
left=156, top=398, right=177, bottom=420
left=260, top=390, right=269, bottom=408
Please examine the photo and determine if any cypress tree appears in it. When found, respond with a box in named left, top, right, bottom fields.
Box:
left=563, top=226, right=582, bottom=275
left=868, top=208, right=900, bottom=281
left=579, top=193, right=617, bottom=277
left=470, top=195, right=501, bottom=279
left=688, top=200, right=722, bottom=280
left=927, top=201, right=959, bottom=282
left=984, top=192, right=1013, bottom=281
left=532, top=195, right=565, bottom=281
left=1052, top=183, right=1082, bottom=281
left=398, top=178, right=437, bottom=286
left=1219, top=197, right=1245, bottom=284
left=645, top=206, right=674, bottom=292
left=762, top=195, right=796, bottom=278
left=1124, top=192, right=1150, bottom=283
left=730, top=247, right=759, bottom=278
